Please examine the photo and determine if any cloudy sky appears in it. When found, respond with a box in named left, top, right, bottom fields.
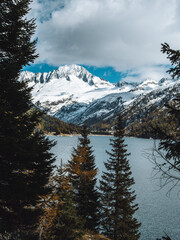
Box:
left=24, top=0, right=180, bottom=82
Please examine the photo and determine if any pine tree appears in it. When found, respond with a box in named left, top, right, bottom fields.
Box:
left=40, top=162, right=84, bottom=240
left=161, top=43, right=180, bottom=162
left=0, top=0, right=55, bottom=237
left=161, top=43, right=180, bottom=79
left=68, top=126, right=100, bottom=231
left=152, top=42, right=180, bottom=240
left=99, top=114, right=141, bottom=240
left=151, top=43, right=180, bottom=191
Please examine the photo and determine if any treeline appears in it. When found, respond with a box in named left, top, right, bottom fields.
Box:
left=39, top=114, right=79, bottom=135
left=0, top=1, right=55, bottom=239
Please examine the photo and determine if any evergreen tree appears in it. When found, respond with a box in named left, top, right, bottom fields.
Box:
left=161, top=43, right=180, bottom=79
left=152, top=42, right=180, bottom=240
left=99, top=115, right=141, bottom=240
left=0, top=0, right=55, bottom=237
left=68, top=126, right=100, bottom=231
left=151, top=43, right=180, bottom=191
left=40, top=162, right=84, bottom=240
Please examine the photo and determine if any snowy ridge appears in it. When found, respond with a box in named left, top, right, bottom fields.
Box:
left=20, top=64, right=180, bottom=125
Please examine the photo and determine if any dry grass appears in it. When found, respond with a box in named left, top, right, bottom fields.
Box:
left=82, top=232, right=111, bottom=240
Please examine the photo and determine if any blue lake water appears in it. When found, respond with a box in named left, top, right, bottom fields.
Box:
left=49, top=135, right=180, bottom=240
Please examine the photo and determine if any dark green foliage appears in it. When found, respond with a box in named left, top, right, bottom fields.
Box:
left=50, top=191, right=83, bottom=240
left=68, top=126, right=100, bottom=231
left=151, top=43, right=180, bottom=240
left=152, top=96, right=180, bottom=191
left=54, top=165, right=84, bottom=240
left=41, top=163, right=84, bottom=240
left=0, top=0, right=55, bottom=236
left=99, top=115, right=141, bottom=240
left=151, top=44, right=180, bottom=191
left=160, top=43, right=180, bottom=165
left=157, top=97, right=180, bottom=158
left=161, top=43, right=180, bottom=79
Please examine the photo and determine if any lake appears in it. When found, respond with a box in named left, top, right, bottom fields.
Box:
left=49, top=135, right=180, bottom=240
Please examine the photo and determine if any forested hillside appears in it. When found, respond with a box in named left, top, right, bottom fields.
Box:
left=39, top=114, right=79, bottom=135
left=91, top=95, right=179, bottom=139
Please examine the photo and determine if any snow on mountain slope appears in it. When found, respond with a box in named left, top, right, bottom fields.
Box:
left=20, top=65, right=121, bottom=114
left=55, top=93, right=124, bottom=125
left=20, top=65, right=126, bottom=116
left=121, top=81, right=180, bottom=130
left=20, top=64, right=180, bottom=126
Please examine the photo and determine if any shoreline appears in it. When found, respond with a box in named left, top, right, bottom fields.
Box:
left=46, top=133, right=154, bottom=139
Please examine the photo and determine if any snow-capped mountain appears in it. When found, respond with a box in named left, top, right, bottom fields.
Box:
left=20, top=64, right=180, bottom=126
left=20, top=65, right=117, bottom=114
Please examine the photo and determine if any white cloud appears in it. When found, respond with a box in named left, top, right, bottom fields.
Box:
left=30, top=0, right=180, bottom=80
left=122, top=65, right=170, bottom=82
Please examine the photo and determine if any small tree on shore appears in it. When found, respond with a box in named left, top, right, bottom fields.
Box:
left=68, top=126, right=100, bottom=231
left=40, top=162, right=84, bottom=240
left=99, top=114, right=141, bottom=240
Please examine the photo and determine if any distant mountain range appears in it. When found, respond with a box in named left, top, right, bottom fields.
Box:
left=20, top=64, right=180, bottom=136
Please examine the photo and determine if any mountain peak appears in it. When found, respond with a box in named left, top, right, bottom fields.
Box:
left=57, top=64, right=87, bottom=75
left=20, top=64, right=113, bottom=88
left=19, top=66, right=180, bottom=128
